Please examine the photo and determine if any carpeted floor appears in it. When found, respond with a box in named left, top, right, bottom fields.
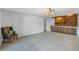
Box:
left=0, top=32, right=79, bottom=51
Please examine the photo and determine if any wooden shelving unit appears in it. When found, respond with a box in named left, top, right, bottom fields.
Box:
left=51, top=14, right=77, bottom=35
left=55, top=14, right=77, bottom=26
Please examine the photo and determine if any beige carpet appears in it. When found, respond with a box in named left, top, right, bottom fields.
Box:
left=0, top=31, right=79, bottom=51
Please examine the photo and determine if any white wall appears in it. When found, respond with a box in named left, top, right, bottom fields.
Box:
left=46, top=17, right=55, bottom=31
left=77, top=14, right=79, bottom=36
left=2, top=10, right=23, bottom=36
left=0, top=9, right=2, bottom=45
left=0, top=9, right=1, bottom=45
left=1, top=9, right=44, bottom=37
left=22, top=15, right=44, bottom=36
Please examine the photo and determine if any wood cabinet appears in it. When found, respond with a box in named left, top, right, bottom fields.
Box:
left=52, top=14, right=77, bottom=35
left=51, top=26, right=77, bottom=35
left=51, top=14, right=77, bottom=35
left=55, top=16, right=65, bottom=26
left=55, top=14, right=77, bottom=26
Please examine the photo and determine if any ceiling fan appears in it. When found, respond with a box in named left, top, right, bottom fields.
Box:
left=46, top=8, right=55, bottom=17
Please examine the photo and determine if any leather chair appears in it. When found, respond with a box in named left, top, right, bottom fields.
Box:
left=1, top=27, right=18, bottom=43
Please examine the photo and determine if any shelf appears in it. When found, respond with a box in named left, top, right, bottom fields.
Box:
left=55, top=14, right=77, bottom=26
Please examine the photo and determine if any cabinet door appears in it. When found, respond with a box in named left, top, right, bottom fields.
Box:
left=55, top=16, right=65, bottom=26
left=51, top=26, right=57, bottom=32
left=58, top=27, right=64, bottom=33
left=71, top=28, right=77, bottom=35
left=64, top=28, right=70, bottom=34
left=65, top=14, right=77, bottom=26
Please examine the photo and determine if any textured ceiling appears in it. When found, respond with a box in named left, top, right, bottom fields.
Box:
left=3, top=8, right=79, bottom=17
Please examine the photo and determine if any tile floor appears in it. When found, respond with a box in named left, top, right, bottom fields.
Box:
left=0, top=32, right=79, bottom=51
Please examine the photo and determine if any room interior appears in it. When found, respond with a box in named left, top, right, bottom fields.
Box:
left=0, top=8, right=79, bottom=51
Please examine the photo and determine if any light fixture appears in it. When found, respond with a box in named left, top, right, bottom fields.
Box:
left=46, top=8, right=55, bottom=17
left=67, top=13, right=75, bottom=16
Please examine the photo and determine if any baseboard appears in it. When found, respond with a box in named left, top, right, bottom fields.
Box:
left=0, top=42, right=1, bottom=46
left=0, top=40, right=3, bottom=46
left=18, top=31, right=44, bottom=38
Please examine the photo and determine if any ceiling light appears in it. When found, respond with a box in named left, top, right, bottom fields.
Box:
left=67, top=13, right=75, bottom=16
left=45, top=8, right=55, bottom=17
